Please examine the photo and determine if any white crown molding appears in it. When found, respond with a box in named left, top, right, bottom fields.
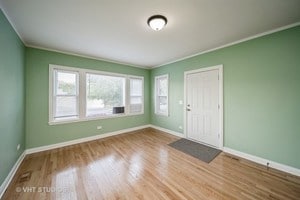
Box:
left=223, top=147, right=300, bottom=177
left=26, top=44, right=151, bottom=70
left=2, top=3, right=299, bottom=69
left=1, top=5, right=149, bottom=69
left=153, top=22, right=300, bottom=68
left=0, top=7, right=27, bottom=46
left=0, top=151, right=26, bottom=199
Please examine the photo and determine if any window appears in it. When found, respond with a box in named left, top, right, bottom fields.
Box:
left=155, top=74, right=169, bottom=116
left=52, top=69, right=79, bottom=121
left=49, top=65, right=144, bottom=124
left=129, top=77, right=143, bottom=114
left=86, top=73, right=125, bottom=117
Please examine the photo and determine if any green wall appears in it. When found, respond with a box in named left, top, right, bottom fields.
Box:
left=25, top=48, right=150, bottom=148
left=151, top=26, right=300, bottom=169
left=0, top=10, right=25, bottom=185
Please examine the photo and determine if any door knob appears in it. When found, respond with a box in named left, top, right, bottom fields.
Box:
left=186, top=104, right=191, bottom=111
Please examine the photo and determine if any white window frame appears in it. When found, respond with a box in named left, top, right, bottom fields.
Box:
left=155, top=74, right=169, bottom=116
left=49, top=64, right=144, bottom=125
left=52, top=69, right=79, bottom=120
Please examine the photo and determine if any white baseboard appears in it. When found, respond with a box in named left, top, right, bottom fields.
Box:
left=1, top=124, right=150, bottom=198
left=223, top=147, right=300, bottom=177
left=149, top=125, right=184, bottom=138
left=150, top=126, right=300, bottom=177
left=2, top=125, right=299, bottom=200
left=0, top=151, right=26, bottom=199
left=26, top=124, right=184, bottom=155
left=26, top=124, right=151, bottom=154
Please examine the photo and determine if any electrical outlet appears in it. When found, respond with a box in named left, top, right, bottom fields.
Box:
left=179, top=100, right=183, bottom=105
left=97, top=126, right=102, bottom=130
left=179, top=126, right=183, bottom=130
left=17, top=144, right=20, bottom=151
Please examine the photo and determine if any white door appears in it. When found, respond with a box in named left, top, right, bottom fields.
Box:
left=186, top=69, right=220, bottom=148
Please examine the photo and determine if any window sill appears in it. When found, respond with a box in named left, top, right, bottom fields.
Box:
left=48, top=112, right=144, bottom=125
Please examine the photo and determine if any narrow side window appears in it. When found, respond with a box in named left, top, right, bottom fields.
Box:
left=50, top=68, right=79, bottom=122
left=129, top=77, right=144, bottom=114
left=155, top=74, right=169, bottom=116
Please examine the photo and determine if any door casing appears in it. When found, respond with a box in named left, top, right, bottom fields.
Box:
left=183, top=65, right=224, bottom=149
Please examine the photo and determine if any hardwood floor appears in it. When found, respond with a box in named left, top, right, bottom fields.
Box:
left=2, top=128, right=300, bottom=200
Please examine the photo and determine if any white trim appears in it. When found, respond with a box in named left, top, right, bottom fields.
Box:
left=218, top=66, right=224, bottom=150
left=149, top=125, right=184, bottom=138
left=27, top=45, right=150, bottom=69
left=153, top=22, right=300, bottom=68
left=0, top=8, right=27, bottom=46
left=0, top=124, right=174, bottom=199
left=1, top=125, right=299, bottom=200
left=151, top=124, right=300, bottom=176
left=223, top=147, right=300, bottom=177
left=0, top=151, right=26, bottom=199
left=1, top=3, right=299, bottom=70
left=49, top=64, right=145, bottom=125
left=184, top=65, right=224, bottom=149
left=79, top=70, right=86, bottom=119
left=26, top=125, right=150, bottom=154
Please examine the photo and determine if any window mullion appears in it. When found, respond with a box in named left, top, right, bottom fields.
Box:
left=142, top=77, right=144, bottom=114
left=125, top=77, right=130, bottom=115
left=79, top=70, right=86, bottom=119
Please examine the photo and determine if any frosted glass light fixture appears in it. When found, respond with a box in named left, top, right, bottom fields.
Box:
left=147, top=15, right=167, bottom=31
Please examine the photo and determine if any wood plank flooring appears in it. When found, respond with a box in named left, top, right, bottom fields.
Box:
left=2, top=128, right=300, bottom=200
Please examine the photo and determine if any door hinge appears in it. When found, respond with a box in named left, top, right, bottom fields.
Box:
left=218, top=104, right=220, bottom=109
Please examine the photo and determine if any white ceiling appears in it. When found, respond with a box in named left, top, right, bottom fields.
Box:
left=1, top=0, right=300, bottom=68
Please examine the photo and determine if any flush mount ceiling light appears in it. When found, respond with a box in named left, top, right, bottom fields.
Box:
left=147, top=15, right=168, bottom=31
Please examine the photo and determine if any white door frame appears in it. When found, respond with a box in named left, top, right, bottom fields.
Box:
left=183, top=65, right=224, bottom=149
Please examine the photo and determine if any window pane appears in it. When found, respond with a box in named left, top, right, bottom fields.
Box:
left=129, top=78, right=143, bottom=114
left=130, top=104, right=142, bottom=113
left=158, top=77, right=167, bottom=96
left=56, top=71, right=77, bottom=95
left=86, top=73, right=125, bottom=116
left=155, top=75, right=168, bottom=115
left=158, top=96, right=168, bottom=113
left=55, top=96, right=77, bottom=118
left=130, top=96, right=142, bottom=104
left=130, top=78, right=142, bottom=96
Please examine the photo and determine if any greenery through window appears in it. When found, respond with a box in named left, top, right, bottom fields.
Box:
left=86, top=73, right=125, bottom=117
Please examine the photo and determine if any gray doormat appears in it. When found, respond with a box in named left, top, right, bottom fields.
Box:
left=169, top=138, right=221, bottom=163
